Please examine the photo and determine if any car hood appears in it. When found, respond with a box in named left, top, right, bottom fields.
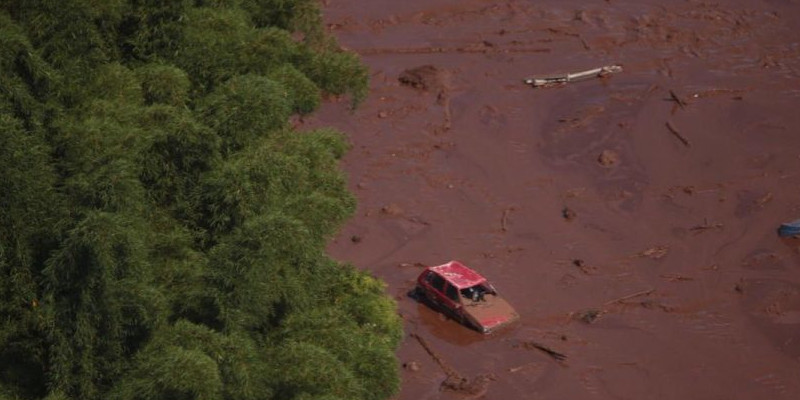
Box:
left=463, top=295, right=519, bottom=333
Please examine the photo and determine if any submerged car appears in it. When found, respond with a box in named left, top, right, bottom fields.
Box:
left=415, top=260, right=519, bottom=333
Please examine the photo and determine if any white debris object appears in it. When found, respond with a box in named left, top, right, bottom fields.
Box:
left=524, top=65, right=623, bottom=88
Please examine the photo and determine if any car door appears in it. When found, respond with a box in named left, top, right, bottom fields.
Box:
left=443, top=282, right=463, bottom=318
left=425, top=272, right=449, bottom=309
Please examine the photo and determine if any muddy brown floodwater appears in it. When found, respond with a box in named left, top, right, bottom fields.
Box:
left=305, top=0, right=800, bottom=398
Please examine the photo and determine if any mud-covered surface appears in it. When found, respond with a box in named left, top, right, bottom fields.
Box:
left=308, top=0, right=800, bottom=398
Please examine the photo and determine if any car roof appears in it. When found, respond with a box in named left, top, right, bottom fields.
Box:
left=429, top=260, right=487, bottom=289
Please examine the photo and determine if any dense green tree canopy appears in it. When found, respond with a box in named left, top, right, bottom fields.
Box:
left=0, top=1, right=399, bottom=400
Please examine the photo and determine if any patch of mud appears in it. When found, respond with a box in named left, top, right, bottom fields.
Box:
left=739, top=279, right=800, bottom=358
left=398, top=65, right=448, bottom=91
left=398, top=65, right=453, bottom=132
left=410, top=333, right=495, bottom=397
left=317, top=0, right=800, bottom=399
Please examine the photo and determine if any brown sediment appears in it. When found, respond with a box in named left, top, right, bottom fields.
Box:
left=359, top=45, right=552, bottom=55
left=317, top=0, right=800, bottom=399
left=410, top=333, right=493, bottom=396
left=398, top=65, right=452, bottom=132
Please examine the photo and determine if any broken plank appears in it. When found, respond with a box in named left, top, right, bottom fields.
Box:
left=604, top=288, right=655, bottom=306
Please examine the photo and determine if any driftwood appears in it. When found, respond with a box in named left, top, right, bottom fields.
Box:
left=570, top=289, right=657, bottom=325
left=524, top=65, right=623, bottom=88
left=604, top=288, right=655, bottom=306
left=669, top=90, right=689, bottom=109
left=522, top=340, right=567, bottom=362
left=665, top=121, right=690, bottom=147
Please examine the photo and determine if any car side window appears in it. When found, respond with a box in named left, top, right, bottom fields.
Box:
left=446, top=284, right=459, bottom=303
left=430, top=274, right=446, bottom=293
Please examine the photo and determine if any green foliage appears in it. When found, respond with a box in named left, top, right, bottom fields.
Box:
left=109, top=321, right=259, bottom=400
left=143, top=223, right=216, bottom=328
left=237, top=27, right=301, bottom=77
left=0, top=1, right=397, bottom=400
left=0, top=117, right=61, bottom=400
left=42, top=212, right=164, bottom=399
left=198, top=127, right=354, bottom=242
left=268, top=64, right=321, bottom=115
left=0, top=114, right=59, bottom=249
left=2, top=0, right=125, bottom=106
left=199, top=74, right=291, bottom=155
left=0, top=13, right=53, bottom=126
left=209, top=213, right=317, bottom=331
left=298, top=39, right=369, bottom=107
left=118, top=0, right=190, bottom=62
left=56, top=107, right=146, bottom=213
left=135, top=63, right=190, bottom=106
left=40, top=391, right=69, bottom=400
left=266, top=341, right=363, bottom=400
left=277, top=298, right=401, bottom=400
left=0, top=113, right=58, bottom=400
left=84, top=63, right=142, bottom=105
left=241, top=0, right=312, bottom=29
left=138, top=105, right=220, bottom=222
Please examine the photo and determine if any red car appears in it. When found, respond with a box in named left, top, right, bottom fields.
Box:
left=415, top=261, right=519, bottom=333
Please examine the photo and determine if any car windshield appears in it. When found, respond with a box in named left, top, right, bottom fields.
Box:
left=460, top=284, right=491, bottom=302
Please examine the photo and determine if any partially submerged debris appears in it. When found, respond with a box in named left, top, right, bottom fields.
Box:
left=597, top=149, right=619, bottom=167
left=572, top=289, right=658, bottom=324
left=575, top=308, right=602, bottom=324
left=636, top=245, right=669, bottom=259
left=604, top=288, right=656, bottom=306
left=754, top=192, right=773, bottom=207
left=668, top=89, right=689, bottom=109
left=660, top=273, right=693, bottom=282
left=734, top=279, right=746, bottom=293
left=398, top=65, right=445, bottom=90
left=403, top=361, right=421, bottom=372
left=398, top=64, right=452, bottom=132
left=524, top=65, right=623, bottom=88
left=778, top=218, right=800, bottom=237
left=665, top=121, right=691, bottom=147
left=501, top=207, right=514, bottom=232
left=572, top=259, right=595, bottom=274
left=562, top=207, right=577, bottom=221
left=521, top=340, right=567, bottom=362
left=508, top=365, right=527, bottom=373
left=639, top=299, right=675, bottom=312
left=398, top=262, right=427, bottom=268
left=415, top=261, right=519, bottom=333
left=380, top=203, right=403, bottom=215
left=690, top=219, right=724, bottom=234
left=441, top=374, right=495, bottom=396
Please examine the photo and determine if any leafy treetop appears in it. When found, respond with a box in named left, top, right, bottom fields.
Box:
left=0, top=1, right=399, bottom=400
